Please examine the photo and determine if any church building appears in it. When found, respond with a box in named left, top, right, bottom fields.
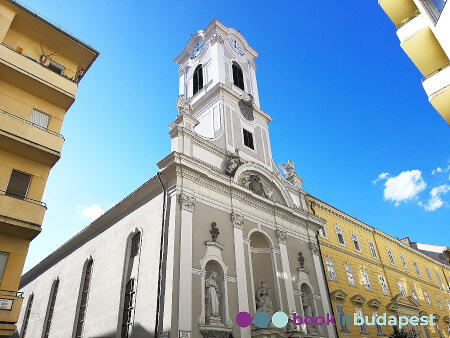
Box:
left=14, top=19, right=336, bottom=338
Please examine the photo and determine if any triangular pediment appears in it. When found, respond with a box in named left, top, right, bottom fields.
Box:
left=433, top=313, right=440, bottom=320
left=386, top=303, right=398, bottom=312
left=368, top=298, right=382, bottom=308
left=443, top=316, right=450, bottom=323
left=419, top=310, right=428, bottom=317
left=351, top=294, right=366, bottom=304
left=330, top=289, right=348, bottom=301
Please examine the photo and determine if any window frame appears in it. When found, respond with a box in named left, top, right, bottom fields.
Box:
left=192, top=64, right=204, bottom=96
left=387, top=248, right=395, bottom=265
left=232, top=61, right=244, bottom=91
left=242, top=128, right=254, bottom=150
left=368, top=240, right=378, bottom=259
left=425, top=267, right=432, bottom=281
left=21, top=293, right=33, bottom=338
left=5, top=169, right=32, bottom=200
left=397, top=280, right=406, bottom=299
left=361, top=269, right=372, bottom=291
left=373, top=311, right=384, bottom=335
left=400, top=255, right=408, bottom=271
left=378, top=275, right=389, bottom=295
left=436, top=272, right=443, bottom=286
left=411, top=285, right=418, bottom=301
left=325, top=257, right=337, bottom=281
left=424, top=290, right=431, bottom=307
left=355, top=307, right=368, bottom=334
left=121, top=278, right=137, bottom=338
left=43, top=278, right=60, bottom=338
left=335, top=225, right=346, bottom=246
left=351, top=232, right=361, bottom=253
left=436, top=294, right=443, bottom=310
left=74, top=259, right=94, bottom=338
left=344, top=263, right=355, bottom=286
left=413, top=261, right=421, bottom=276
left=336, top=304, right=348, bottom=331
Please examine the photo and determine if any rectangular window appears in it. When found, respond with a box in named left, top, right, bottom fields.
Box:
left=319, top=225, right=328, bottom=239
left=436, top=272, right=443, bottom=285
left=30, top=109, right=50, bottom=130
left=373, top=312, right=384, bottom=335
left=387, top=248, right=395, bottom=265
left=436, top=294, right=443, bottom=310
left=325, top=257, right=337, bottom=281
left=446, top=298, right=450, bottom=311
left=379, top=275, right=389, bottom=295
left=397, top=280, right=406, bottom=299
left=355, top=307, right=368, bottom=333
left=411, top=286, right=418, bottom=301
left=361, top=269, right=372, bottom=291
left=0, top=252, right=8, bottom=284
left=426, top=267, right=432, bottom=281
left=243, top=129, right=254, bottom=150
left=351, top=232, right=361, bottom=252
left=344, top=264, right=355, bottom=286
left=48, top=60, right=64, bottom=75
left=5, top=170, right=32, bottom=200
left=413, top=261, right=421, bottom=276
left=336, top=304, right=348, bottom=331
left=424, top=291, right=431, bottom=307
left=368, top=240, right=378, bottom=259
left=400, top=255, right=408, bottom=271
left=335, top=225, right=345, bottom=246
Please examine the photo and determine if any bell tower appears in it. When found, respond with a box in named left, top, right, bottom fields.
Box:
left=172, top=19, right=275, bottom=171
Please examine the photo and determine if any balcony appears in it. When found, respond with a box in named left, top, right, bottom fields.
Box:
left=0, top=109, right=63, bottom=166
left=0, top=290, right=23, bottom=337
left=397, top=14, right=450, bottom=76
left=422, top=63, right=450, bottom=124
left=0, top=191, right=45, bottom=239
left=0, top=43, right=77, bottom=110
left=379, top=0, right=418, bottom=26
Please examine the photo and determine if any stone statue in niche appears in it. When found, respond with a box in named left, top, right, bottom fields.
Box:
left=225, top=149, right=241, bottom=176
left=175, top=94, right=192, bottom=115
left=210, top=222, right=219, bottom=242
left=298, top=252, right=305, bottom=269
left=256, top=280, right=273, bottom=314
left=205, top=272, right=221, bottom=323
left=244, top=174, right=267, bottom=198
left=302, top=294, right=313, bottom=318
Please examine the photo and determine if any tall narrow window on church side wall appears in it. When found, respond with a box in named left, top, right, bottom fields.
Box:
left=121, top=278, right=136, bottom=338
left=193, top=65, right=203, bottom=95
left=75, top=259, right=94, bottom=338
left=21, top=294, right=33, bottom=338
left=232, top=61, right=244, bottom=91
left=43, top=278, right=60, bottom=338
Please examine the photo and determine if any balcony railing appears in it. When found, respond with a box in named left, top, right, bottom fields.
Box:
left=396, top=10, right=421, bottom=30
left=422, top=62, right=450, bottom=82
left=0, top=189, right=47, bottom=208
left=1, top=43, right=77, bottom=84
left=0, top=108, right=64, bottom=139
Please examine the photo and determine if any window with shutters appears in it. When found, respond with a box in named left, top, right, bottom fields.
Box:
left=351, top=232, right=361, bottom=252
left=397, top=280, right=406, bottom=298
left=335, top=225, right=345, bottom=246
left=373, top=312, right=384, bottom=335
left=355, top=307, right=368, bottom=333
left=75, top=259, right=93, bottom=338
left=43, top=279, right=60, bottom=338
left=387, top=248, right=395, bottom=265
left=21, top=294, right=33, bottom=338
left=243, top=129, right=254, bottom=150
left=436, top=294, right=443, bottom=310
left=121, top=278, right=136, bottom=338
left=424, top=291, right=431, bottom=307
left=400, top=255, right=408, bottom=271
left=436, top=272, right=443, bottom=286
left=0, top=252, right=8, bottom=284
left=344, top=264, right=355, bottom=286
left=335, top=304, right=348, bottom=331
left=368, top=240, right=378, bottom=259
left=325, top=257, right=337, bottom=281
left=232, top=61, right=244, bottom=90
left=413, top=261, right=421, bottom=276
left=426, top=267, right=432, bottom=281
left=378, top=275, right=389, bottom=295
left=48, top=60, right=64, bottom=75
left=192, top=65, right=203, bottom=95
left=5, top=170, right=32, bottom=200
left=361, top=269, right=372, bottom=291
left=30, top=109, right=50, bottom=130
left=411, top=286, right=418, bottom=301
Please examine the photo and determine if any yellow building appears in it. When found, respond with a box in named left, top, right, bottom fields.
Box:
left=0, top=1, right=98, bottom=336
left=379, top=0, right=450, bottom=125
left=307, top=196, right=450, bottom=338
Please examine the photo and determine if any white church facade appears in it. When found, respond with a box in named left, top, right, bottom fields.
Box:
left=14, top=19, right=337, bottom=338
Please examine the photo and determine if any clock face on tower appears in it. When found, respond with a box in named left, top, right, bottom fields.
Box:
left=190, top=40, right=204, bottom=59
left=227, top=37, right=244, bottom=55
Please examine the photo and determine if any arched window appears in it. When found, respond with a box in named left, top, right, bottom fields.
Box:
left=75, top=259, right=93, bottom=338
left=121, top=278, right=136, bottom=338
left=193, top=65, right=203, bottom=95
left=43, top=278, right=59, bottom=337
left=21, top=293, right=33, bottom=338
left=232, top=61, right=244, bottom=91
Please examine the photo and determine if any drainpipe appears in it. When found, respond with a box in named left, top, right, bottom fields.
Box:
left=155, top=172, right=167, bottom=337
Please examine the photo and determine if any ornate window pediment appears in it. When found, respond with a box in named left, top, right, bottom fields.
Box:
left=443, top=316, right=450, bottom=324
left=408, top=296, right=421, bottom=308
left=386, top=303, right=398, bottom=312
left=368, top=299, right=382, bottom=308
left=391, top=293, right=405, bottom=302
left=433, top=313, right=441, bottom=321
left=351, top=294, right=366, bottom=304
left=330, top=289, right=348, bottom=301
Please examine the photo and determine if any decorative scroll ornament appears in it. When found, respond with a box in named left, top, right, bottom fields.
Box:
left=231, top=213, right=244, bottom=229
left=225, top=149, right=242, bottom=176
left=178, top=66, right=185, bottom=76
left=276, top=229, right=287, bottom=245
left=238, top=93, right=254, bottom=121
left=309, top=242, right=320, bottom=256
left=210, top=33, right=225, bottom=45
left=175, top=94, right=192, bottom=116
left=242, top=174, right=267, bottom=198
left=247, top=59, right=256, bottom=70
left=179, top=193, right=196, bottom=213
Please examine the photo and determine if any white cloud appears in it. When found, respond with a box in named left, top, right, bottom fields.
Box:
left=81, top=204, right=105, bottom=221
left=420, top=185, right=450, bottom=211
left=383, top=170, right=426, bottom=206
left=372, top=172, right=389, bottom=184
left=432, top=162, right=450, bottom=175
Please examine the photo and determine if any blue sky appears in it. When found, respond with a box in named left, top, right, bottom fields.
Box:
left=22, top=0, right=449, bottom=272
